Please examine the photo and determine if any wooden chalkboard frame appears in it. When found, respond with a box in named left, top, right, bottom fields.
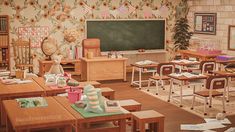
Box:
left=85, top=19, right=166, bottom=53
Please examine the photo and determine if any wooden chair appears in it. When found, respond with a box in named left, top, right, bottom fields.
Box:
left=191, top=75, right=227, bottom=115
left=147, top=62, right=175, bottom=95
left=82, top=38, right=101, bottom=58
left=189, top=60, right=216, bottom=74
left=12, top=38, right=33, bottom=72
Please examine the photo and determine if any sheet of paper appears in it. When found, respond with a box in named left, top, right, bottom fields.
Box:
left=181, top=124, right=205, bottom=131
left=225, top=127, right=235, bottom=132
left=200, top=122, right=226, bottom=130
left=203, top=130, right=216, bottom=132
left=204, top=118, right=232, bottom=125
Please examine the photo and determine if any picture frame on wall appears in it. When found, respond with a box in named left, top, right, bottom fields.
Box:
left=228, top=25, right=235, bottom=50
left=194, top=13, right=217, bottom=35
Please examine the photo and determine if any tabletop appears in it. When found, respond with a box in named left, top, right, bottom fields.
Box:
left=3, top=97, right=75, bottom=129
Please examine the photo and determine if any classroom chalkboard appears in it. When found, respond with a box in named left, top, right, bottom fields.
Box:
left=86, top=20, right=165, bottom=52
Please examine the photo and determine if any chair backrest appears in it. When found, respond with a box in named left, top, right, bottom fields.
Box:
left=157, top=62, right=175, bottom=76
left=82, top=38, right=101, bottom=57
left=200, top=61, right=216, bottom=74
left=12, top=38, right=32, bottom=66
left=206, top=75, right=227, bottom=90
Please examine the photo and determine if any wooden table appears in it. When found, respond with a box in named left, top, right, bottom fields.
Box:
left=39, top=59, right=81, bottom=76
left=54, top=96, right=131, bottom=132
left=215, top=59, right=235, bottom=70
left=131, top=63, right=158, bottom=89
left=168, top=73, right=208, bottom=107
left=81, top=57, right=127, bottom=81
left=100, top=87, right=115, bottom=100
left=32, top=77, right=101, bottom=96
left=178, top=50, right=221, bottom=61
left=119, top=99, right=141, bottom=112
left=0, top=79, right=45, bottom=125
left=3, top=97, right=75, bottom=132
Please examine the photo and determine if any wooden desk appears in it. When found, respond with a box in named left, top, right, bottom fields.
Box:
left=168, top=74, right=208, bottom=107
left=171, top=60, right=200, bottom=72
left=0, top=79, right=45, bottom=125
left=39, top=59, right=81, bottom=76
left=3, top=97, right=75, bottom=132
left=81, top=57, right=127, bottom=81
left=32, top=77, right=101, bottom=96
left=54, top=96, right=131, bottom=132
left=179, top=50, right=221, bottom=61
left=131, top=63, right=158, bottom=89
left=213, top=71, right=235, bottom=102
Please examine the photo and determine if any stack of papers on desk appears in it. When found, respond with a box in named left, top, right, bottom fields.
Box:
left=1, top=78, right=32, bottom=84
left=171, top=59, right=198, bottom=63
left=169, top=72, right=205, bottom=78
left=135, top=60, right=157, bottom=65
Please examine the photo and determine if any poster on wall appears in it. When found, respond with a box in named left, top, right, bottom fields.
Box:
left=18, top=26, right=49, bottom=48
left=228, top=25, right=235, bottom=50
left=194, top=13, right=217, bottom=35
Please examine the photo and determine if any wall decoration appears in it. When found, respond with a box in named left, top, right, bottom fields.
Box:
left=194, top=13, right=217, bottom=35
left=228, top=25, right=235, bottom=50
left=18, top=26, right=49, bottom=48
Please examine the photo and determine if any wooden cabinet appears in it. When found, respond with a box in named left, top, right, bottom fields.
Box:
left=39, top=59, right=81, bottom=76
left=0, top=15, right=9, bottom=69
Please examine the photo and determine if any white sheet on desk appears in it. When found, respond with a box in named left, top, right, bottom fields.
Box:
left=181, top=122, right=226, bottom=131
left=17, top=80, right=32, bottom=84
left=203, top=130, right=216, bottom=132
left=204, top=118, right=232, bottom=125
left=171, top=59, right=198, bottom=63
left=225, top=127, right=235, bottom=132
left=135, top=60, right=154, bottom=65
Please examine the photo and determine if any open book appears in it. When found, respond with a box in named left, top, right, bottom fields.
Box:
left=16, top=97, right=48, bottom=108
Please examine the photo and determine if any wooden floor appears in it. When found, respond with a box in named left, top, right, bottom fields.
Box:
left=99, top=73, right=235, bottom=132
left=1, top=73, right=234, bottom=132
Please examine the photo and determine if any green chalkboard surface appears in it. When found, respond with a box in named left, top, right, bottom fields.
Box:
left=86, top=20, right=165, bottom=51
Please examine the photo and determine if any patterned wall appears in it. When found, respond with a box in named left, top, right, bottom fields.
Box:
left=0, top=0, right=181, bottom=73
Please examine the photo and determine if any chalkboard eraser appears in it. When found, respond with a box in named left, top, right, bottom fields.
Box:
left=138, top=49, right=145, bottom=52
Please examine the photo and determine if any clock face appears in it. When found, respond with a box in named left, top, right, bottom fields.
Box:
left=41, top=37, right=58, bottom=56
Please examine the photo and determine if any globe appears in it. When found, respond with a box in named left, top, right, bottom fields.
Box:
left=41, top=37, right=58, bottom=60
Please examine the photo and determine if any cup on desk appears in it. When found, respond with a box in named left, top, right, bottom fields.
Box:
left=68, top=89, right=82, bottom=103
left=87, top=52, right=93, bottom=59
left=15, top=69, right=26, bottom=80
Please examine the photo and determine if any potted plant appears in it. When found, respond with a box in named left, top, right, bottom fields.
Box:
left=172, top=0, right=193, bottom=60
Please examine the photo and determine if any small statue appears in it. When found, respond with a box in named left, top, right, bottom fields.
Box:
left=48, top=54, right=64, bottom=75
left=83, top=84, right=104, bottom=113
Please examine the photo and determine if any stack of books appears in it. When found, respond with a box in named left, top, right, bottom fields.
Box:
left=104, top=100, right=121, bottom=113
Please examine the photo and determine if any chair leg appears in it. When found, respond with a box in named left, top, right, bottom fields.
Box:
left=204, top=97, right=208, bottom=115
left=167, top=79, right=173, bottom=102
left=191, top=95, right=196, bottom=110
left=222, top=94, right=226, bottom=113
left=147, top=79, right=151, bottom=92
left=156, top=80, right=159, bottom=95
left=209, top=96, right=212, bottom=108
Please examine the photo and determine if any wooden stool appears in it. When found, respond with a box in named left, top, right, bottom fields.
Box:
left=100, top=87, right=115, bottom=100
left=79, top=81, right=101, bottom=88
left=132, top=110, right=164, bottom=132
left=119, top=99, right=141, bottom=112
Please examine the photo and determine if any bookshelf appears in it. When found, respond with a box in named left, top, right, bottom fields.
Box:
left=0, top=15, right=9, bottom=69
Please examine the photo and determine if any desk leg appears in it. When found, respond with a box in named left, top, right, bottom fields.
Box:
left=156, top=118, right=164, bottom=132
left=131, top=67, right=135, bottom=86
left=168, top=79, right=173, bottom=102
left=180, top=81, right=183, bottom=107
left=61, top=125, right=72, bottom=132
left=119, top=119, right=126, bottom=132
left=226, top=77, right=231, bottom=102
left=138, top=68, right=142, bottom=90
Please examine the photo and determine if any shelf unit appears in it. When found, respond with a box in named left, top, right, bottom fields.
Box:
left=0, top=15, right=9, bottom=69
left=38, top=59, right=81, bottom=76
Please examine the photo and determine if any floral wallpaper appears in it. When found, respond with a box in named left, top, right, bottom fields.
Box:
left=0, top=0, right=181, bottom=73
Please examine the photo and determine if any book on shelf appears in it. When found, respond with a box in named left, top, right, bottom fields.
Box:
left=104, top=100, right=121, bottom=113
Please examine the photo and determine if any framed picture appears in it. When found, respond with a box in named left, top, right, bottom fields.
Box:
left=194, top=13, right=217, bottom=35
left=228, top=25, right=235, bottom=50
